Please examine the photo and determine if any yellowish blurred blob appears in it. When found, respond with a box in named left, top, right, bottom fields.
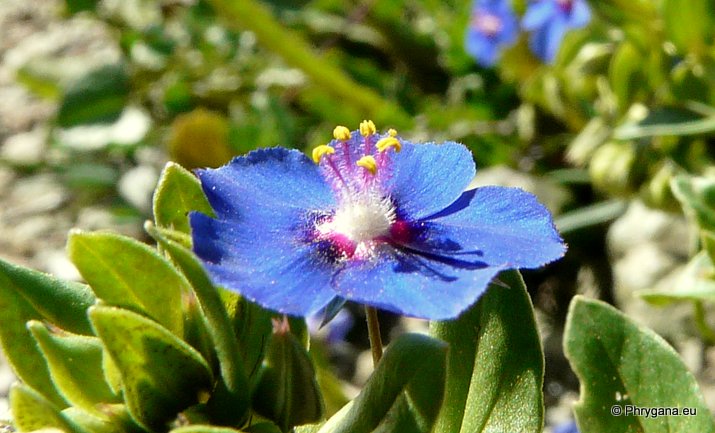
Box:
left=167, top=108, right=234, bottom=169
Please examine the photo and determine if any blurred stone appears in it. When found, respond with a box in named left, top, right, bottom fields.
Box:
left=0, top=126, right=46, bottom=166
left=0, top=167, right=15, bottom=198
left=608, top=200, right=690, bottom=258
left=56, top=107, right=151, bottom=151
left=3, top=174, right=68, bottom=218
left=118, top=165, right=158, bottom=212
left=607, top=200, right=693, bottom=340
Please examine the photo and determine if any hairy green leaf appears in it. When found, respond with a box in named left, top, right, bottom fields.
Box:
left=10, top=384, right=83, bottom=433
left=430, top=270, right=544, bottom=433
left=0, top=257, right=95, bottom=334
left=0, top=273, right=67, bottom=408
left=153, top=162, right=213, bottom=234
left=68, top=230, right=187, bottom=337
left=28, top=321, right=119, bottom=411
left=146, top=223, right=251, bottom=425
left=564, top=296, right=715, bottom=433
left=90, top=306, right=213, bottom=431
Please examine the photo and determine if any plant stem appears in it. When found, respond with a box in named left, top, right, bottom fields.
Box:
left=365, top=306, right=383, bottom=366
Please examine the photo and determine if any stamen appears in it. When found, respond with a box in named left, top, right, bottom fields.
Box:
left=312, top=144, right=335, bottom=164
left=376, top=136, right=401, bottom=153
left=359, top=120, right=376, bottom=137
left=388, top=128, right=398, bottom=137
left=356, top=155, right=377, bottom=175
left=333, top=125, right=351, bottom=141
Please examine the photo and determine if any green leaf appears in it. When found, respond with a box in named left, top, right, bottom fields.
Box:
left=223, top=292, right=273, bottom=382
left=0, top=273, right=67, bottom=408
left=430, top=270, right=544, bottom=433
left=90, top=306, right=214, bottom=431
left=171, top=426, right=246, bottom=433
left=316, top=333, right=447, bottom=433
left=253, top=321, right=323, bottom=432
left=67, top=230, right=187, bottom=337
left=28, top=321, right=119, bottom=411
left=615, top=108, right=715, bottom=140
left=637, top=251, right=715, bottom=305
left=10, top=384, right=83, bottom=433
left=671, top=175, right=715, bottom=232
left=62, top=406, right=144, bottom=433
left=153, top=162, right=214, bottom=234
left=0, top=257, right=95, bottom=334
left=57, top=64, right=129, bottom=127
left=564, top=296, right=715, bottom=433
left=64, top=0, right=99, bottom=14
left=663, top=0, right=714, bottom=55
left=146, top=223, right=251, bottom=425
left=609, top=41, right=644, bottom=109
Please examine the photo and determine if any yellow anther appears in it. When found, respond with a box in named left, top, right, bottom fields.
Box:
left=387, top=128, right=398, bottom=137
left=376, top=136, right=402, bottom=153
left=356, top=155, right=378, bottom=174
left=359, top=120, right=376, bottom=137
left=312, top=144, right=335, bottom=164
left=333, top=125, right=351, bottom=141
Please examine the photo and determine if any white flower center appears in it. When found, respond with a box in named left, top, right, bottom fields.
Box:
left=322, top=195, right=395, bottom=243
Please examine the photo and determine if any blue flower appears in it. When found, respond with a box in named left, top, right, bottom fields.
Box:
left=190, top=121, right=565, bottom=320
left=466, top=0, right=519, bottom=66
left=522, top=0, right=591, bottom=62
left=553, top=420, right=580, bottom=433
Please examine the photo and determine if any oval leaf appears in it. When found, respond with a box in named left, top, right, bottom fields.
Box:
left=10, top=384, right=83, bottom=433
left=153, top=162, right=214, bottom=234
left=90, top=306, right=214, bottom=431
left=430, top=270, right=544, bottom=433
left=68, top=230, right=187, bottom=337
left=28, top=321, right=119, bottom=410
left=56, top=64, right=129, bottom=127
left=564, top=296, right=715, bottom=433
left=0, top=273, right=67, bottom=407
left=0, top=257, right=95, bottom=335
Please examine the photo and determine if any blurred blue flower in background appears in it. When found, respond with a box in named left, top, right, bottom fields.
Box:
left=465, top=0, right=519, bottom=66
left=553, top=420, right=580, bottom=433
left=522, top=0, right=591, bottom=62
left=190, top=121, right=565, bottom=320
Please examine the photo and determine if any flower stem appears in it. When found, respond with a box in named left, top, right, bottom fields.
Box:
left=365, top=306, right=383, bottom=366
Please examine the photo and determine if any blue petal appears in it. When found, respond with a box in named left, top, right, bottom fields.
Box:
left=195, top=147, right=335, bottom=221
left=568, top=0, right=591, bottom=28
left=544, top=16, right=568, bottom=62
left=422, top=186, right=566, bottom=268
left=333, top=244, right=505, bottom=320
left=522, top=0, right=556, bottom=30
left=190, top=212, right=337, bottom=316
left=386, top=142, right=475, bottom=220
left=466, top=33, right=499, bottom=66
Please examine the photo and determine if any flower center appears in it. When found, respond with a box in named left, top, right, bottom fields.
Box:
left=321, top=196, right=395, bottom=244
left=311, top=121, right=403, bottom=260
left=473, top=12, right=503, bottom=37
left=556, top=0, right=573, bottom=13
